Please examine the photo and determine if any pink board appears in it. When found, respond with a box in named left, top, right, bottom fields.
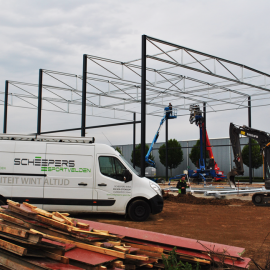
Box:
left=24, top=258, right=84, bottom=270
left=81, top=220, right=245, bottom=259
left=125, top=238, right=250, bottom=268
left=65, top=247, right=117, bottom=266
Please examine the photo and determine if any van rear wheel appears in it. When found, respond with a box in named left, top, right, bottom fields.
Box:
left=128, top=200, right=151, bottom=222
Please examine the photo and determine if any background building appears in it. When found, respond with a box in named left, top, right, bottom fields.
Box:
left=115, top=137, right=263, bottom=178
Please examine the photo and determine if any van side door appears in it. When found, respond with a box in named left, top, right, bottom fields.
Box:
left=95, top=155, right=132, bottom=212
left=43, top=144, right=94, bottom=212
left=12, top=141, right=46, bottom=208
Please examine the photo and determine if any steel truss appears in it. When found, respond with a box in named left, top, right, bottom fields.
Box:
left=140, top=35, right=270, bottom=181
left=2, top=35, right=270, bottom=182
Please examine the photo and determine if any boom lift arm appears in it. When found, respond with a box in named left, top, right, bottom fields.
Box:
left=228, top=123, right=270, bottom=188
left=145, top=114, right=167, bottom=167
left=145, top=106, right=177, bottom=168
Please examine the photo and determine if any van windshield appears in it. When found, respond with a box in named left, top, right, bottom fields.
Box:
left=119, top=155, right=139, bottom=176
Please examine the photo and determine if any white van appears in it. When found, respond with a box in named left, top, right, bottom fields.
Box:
left=0, top=134, right=163, bottom=221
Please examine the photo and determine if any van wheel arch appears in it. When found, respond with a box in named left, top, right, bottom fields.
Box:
left=126, top=197, right=152, bottom=221
left=126, top=197, right=151, bottom=214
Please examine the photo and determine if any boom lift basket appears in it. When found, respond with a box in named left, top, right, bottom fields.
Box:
left=164, top=107, right=177, bottom=119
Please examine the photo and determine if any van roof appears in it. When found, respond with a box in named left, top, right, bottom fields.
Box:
left=0, top=134, right=95, bottom=144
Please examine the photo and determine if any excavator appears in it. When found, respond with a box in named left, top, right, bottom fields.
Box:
left=228, top=123, right=270, bottom=206
left=145, top=106, right=177, bottom=180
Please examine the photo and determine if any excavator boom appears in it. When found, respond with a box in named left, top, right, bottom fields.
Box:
left=228, top=123, right=270, bottom=188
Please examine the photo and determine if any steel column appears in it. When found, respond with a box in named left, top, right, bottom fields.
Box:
left=166, top=116, right=168, bottom=181
left=140, top=35, right=147, bottom=176
left=81, top=54, right=87, bottom=137
left=37, top=69, right=43, bottom=135
left=133, top=113, right=136, bottom=168
left=203, top=102, right=207, bottom=166
left=3, top=80, right=8, bottom=133
left=248, top=96, right=252, bottom=184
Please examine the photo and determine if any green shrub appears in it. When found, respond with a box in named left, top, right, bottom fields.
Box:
left=162, top=247, right=200, bottom=270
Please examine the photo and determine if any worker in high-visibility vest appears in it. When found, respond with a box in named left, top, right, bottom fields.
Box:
left=177, top=176, right=187, bottom=195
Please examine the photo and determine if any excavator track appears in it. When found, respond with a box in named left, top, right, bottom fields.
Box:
left=252, top=192, right=270, bottom=206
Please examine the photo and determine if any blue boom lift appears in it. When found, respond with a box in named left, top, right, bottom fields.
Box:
left=145, top=106, right=177, bottom=181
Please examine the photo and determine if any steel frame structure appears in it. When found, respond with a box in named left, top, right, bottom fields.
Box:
left=140, top=35, right=270, bottom=182
left=2, top=35, right=270, bottom=183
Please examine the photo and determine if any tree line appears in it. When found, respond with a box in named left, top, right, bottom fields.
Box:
left=115, top=138, right=262, bottom=178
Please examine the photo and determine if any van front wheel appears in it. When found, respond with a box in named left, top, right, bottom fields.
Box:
left=128, top=200, right=151, bottom=222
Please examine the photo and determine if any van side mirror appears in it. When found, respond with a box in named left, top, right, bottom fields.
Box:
left=123, top=169, right=132, bottom=182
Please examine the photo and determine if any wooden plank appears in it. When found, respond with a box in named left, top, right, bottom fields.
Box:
left=0, top=223, right=28, bottom=238
left=93, top=229, right=109, bottom=234
left=31, top=208, right=53, bottom=218
left=55, top=212, right=74, bottom=226
left=112, top=260, right=124, bottom=268
left=71, top=227, right=119, bottom=238
left=27, top=234, right=42, bottom=244
left=42, top=250, right=69, bottom=264
left=34, top=213, right=72, bottom=231
left=76, top=221, right=90, bottom=229
left=22, top=202, right=37, bottom=209
left=0, top=238, right=27, bottom=256
left=114, top=246, right=130, bottom=254
left=0, top=213, right=34, bottom=230
left=7, top=199, right=20, bottom=207
left=136, top=250, right=167, bottom=259
left=52, top=214, right=65, bottom=223
left=125, top=254, right=149, bottom=261
left=0, top=249, right=43, bottom=270
left=92, top=242, right=104, bottom=247
left=123, top=242, right=163, bottom=253
left=108, top=241, right=121, bottom=246
left=30, top=229, right=126, bottom=259
left=8, top=205, right=37, bottom=218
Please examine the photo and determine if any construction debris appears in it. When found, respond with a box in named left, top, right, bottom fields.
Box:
left=0, top=200, right=251, bottom=269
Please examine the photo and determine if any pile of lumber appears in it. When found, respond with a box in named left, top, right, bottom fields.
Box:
left=0, top=200, right=250, bottom=270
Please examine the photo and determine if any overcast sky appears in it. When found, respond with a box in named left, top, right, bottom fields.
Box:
left=0, top=0, right=269, bottom=146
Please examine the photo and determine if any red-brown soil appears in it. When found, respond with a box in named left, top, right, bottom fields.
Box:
left=77, top=194, right=270, bottom=269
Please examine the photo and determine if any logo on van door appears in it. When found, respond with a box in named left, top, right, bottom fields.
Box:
left=14, top=158, right=75, bottom=167
left=14, top=157, right=91, bottom=173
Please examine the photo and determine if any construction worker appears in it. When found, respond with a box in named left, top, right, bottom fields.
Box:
left=177, top=176, right=187, bottom=195
left=169, top=103, right=172, bottom=115
left=166, top=103, right=173, bottom=117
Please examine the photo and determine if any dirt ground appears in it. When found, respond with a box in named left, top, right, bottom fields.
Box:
left=75, top=188, right=270, bottom=269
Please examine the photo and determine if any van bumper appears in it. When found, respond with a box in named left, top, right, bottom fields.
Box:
left=149, top=194, right=163, bottom=214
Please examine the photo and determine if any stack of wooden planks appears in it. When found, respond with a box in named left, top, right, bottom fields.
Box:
left=0, top=199, right=251, bottom=270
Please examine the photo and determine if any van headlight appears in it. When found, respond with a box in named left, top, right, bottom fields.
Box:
left=150, top=182, right=162, bottom=196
